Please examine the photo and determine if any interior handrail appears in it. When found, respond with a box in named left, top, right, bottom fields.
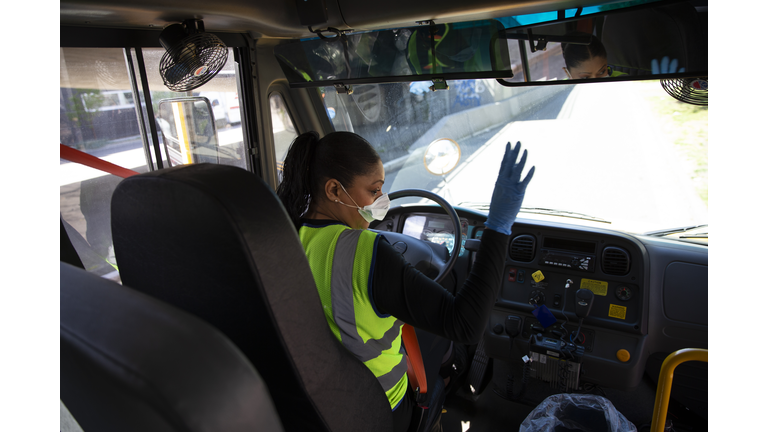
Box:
left=60, top=144, right=139, bottom=178
left=650, top=348, right=708, bottom=432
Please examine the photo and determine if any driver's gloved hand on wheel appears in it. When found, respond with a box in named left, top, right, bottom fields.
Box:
left=484, top=141, right=535, bottom=235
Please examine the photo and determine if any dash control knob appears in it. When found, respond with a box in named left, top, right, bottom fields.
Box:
left=571, top=259, right=581, bottom=268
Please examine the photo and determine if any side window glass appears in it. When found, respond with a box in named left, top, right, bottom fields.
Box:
left=138, top=48, right=247, bottom=169
left=269, top=93, right=298, bottom=183
left=60, top=47, right=248, bottom=280
left=60, top=48, right=147, bottom=279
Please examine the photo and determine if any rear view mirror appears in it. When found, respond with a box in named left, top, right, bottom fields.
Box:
left=274, top=19, right=513, bottom=89
left=157, top=97, right=222, bottom=166
left=274, top=0, right=706, bottom=89
left=499, top=0, right=706, bottom=84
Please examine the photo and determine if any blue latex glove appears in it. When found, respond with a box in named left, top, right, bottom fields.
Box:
left=651, top=57, right=685, bottom=74
left=484, top=142, right=535, bottom=235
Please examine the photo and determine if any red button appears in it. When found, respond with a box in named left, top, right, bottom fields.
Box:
left=508, top=268, right=517, bottom=282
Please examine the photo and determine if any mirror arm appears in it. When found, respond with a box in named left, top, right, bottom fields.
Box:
left=429, top=78, right=449, bottom=91
left=308, top=26, right=343, bottom=39
left=527, top=29, right=547, bottom=52
left=333, top=82, right=353, bottom=95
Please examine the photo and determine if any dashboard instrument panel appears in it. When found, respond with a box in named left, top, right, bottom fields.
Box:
left=372, top=205, right=707, bottom=396
left=402, top=213, right=470, bottom=255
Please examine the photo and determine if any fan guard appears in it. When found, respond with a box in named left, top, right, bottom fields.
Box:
left=159, top=20, right=228, bottom=92
left=660, top=77, right=707, bottom=106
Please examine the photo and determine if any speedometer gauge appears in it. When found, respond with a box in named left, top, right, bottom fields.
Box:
left=425, top=232, right=455, bottom=252
left=403, top=214, right=470, bottom=255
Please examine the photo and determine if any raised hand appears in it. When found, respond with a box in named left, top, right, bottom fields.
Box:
left=651, top=57, right=685, bottom=74
left=484, top=142, right=535, bottom=235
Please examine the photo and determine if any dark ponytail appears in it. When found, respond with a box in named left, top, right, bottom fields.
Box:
left=276, top=131, right=381, bottom=229
left=276, top=131, right=319, bottom=229
left=561, top=31, right=607, bottom=71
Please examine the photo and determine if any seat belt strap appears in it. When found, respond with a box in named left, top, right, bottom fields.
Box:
left=402, top=324, right=428, bottom=406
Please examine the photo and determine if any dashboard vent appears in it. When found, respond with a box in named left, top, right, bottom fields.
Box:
left=602, top=247, right=630, bottom=275
left=509, top=235, right=536, bottom=262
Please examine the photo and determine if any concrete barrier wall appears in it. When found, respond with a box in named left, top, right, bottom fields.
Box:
left=408, top=85, right=571, bottom=152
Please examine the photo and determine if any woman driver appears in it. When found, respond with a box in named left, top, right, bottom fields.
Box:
left=276, top=131, right=534, bottom=431
left=561, top=31, right=626, bottom=79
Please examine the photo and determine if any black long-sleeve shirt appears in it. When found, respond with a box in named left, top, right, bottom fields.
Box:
left=372, top=228, right=509, bottom=344
left=302, top=219, right=510, bottom=345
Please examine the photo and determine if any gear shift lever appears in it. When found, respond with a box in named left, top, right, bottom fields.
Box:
left=574, top=289, right=594, bottom=319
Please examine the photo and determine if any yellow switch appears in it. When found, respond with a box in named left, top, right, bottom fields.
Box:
left=616, top=349, right=630, bottom=362
left=531, top=270, right=545, bottom=283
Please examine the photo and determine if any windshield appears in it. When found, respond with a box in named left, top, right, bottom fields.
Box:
left=321, top=79, right=707, bottom=235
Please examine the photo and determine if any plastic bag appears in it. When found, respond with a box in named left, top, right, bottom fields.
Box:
left=519, top=394, right=637, bottom=432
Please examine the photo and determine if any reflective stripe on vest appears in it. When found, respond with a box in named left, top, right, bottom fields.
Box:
left=300, top=224, right=408, bottom=409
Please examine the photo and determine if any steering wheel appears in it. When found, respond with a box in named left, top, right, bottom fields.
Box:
left=371, top=189, right=461, bottom=283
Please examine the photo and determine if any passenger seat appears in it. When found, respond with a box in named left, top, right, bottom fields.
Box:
left=60, top=262, right=284, bottom=432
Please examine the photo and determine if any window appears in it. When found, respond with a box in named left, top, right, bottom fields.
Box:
left=321, top=79, right=707, bottom=234
left=60, top=48, right=144, bottom=279
left=138, top=48, right=247, bottom=169
left=270, top=93, right=298, bottom=183
left=60, top=47, right=248, bottom=280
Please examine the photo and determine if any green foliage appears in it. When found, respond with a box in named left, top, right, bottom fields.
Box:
left=642, top=82, right=708, bottom=207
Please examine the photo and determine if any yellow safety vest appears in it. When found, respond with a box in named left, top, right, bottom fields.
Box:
left=299, top=222, right=409, bottom=409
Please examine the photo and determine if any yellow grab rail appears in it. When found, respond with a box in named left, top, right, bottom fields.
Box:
left=650, top=348, right=708, bottom=432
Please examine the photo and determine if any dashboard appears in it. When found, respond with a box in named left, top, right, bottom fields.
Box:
left=372, top=205, right=707, bottom=414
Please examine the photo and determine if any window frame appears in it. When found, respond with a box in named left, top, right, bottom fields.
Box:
left=61, top=26, right=258, bottom=174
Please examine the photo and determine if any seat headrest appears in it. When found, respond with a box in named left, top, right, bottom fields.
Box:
left=60, top=262, right=284, bottom=432
left=110, top=163, right=392, bottom=432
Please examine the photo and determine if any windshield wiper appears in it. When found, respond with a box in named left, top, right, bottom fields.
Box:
left=645, top=224, right=708, bottom=237
left=679, top=233, right=708, bottom=239
left=457, top=203, right=610, bottom=224
left=457, top=202, right=491, bottom=211
left=519, top=207, right=611, bottom=223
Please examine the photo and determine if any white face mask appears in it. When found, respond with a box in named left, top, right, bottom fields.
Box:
left=337, top=183, right=390, bottom=223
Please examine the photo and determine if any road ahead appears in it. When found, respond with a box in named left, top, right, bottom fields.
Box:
left=388, top=81, right=707, bottom=233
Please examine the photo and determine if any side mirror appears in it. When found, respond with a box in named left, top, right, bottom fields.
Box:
left=423, top=138, right=461, bottom=176
left=157, top=97, right=220, bottom=166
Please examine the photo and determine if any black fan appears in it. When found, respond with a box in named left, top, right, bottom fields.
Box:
left=159, top=19, right=228, bottom=92
left=660, top=77, right=708, bottom=106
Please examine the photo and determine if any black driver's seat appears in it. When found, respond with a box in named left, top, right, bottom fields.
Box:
left=110, top=163, right=394, bottom=432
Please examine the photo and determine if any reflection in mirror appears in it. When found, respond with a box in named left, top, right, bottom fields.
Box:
left=499, top=0, right=706, bottom=84
left=274, top=19, right=512, bottom=88
left=423, top=138, right=461, bottom=176
left=157, top=97, right=223, bottom=166
left=561, top=32, right=621, bottom=79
